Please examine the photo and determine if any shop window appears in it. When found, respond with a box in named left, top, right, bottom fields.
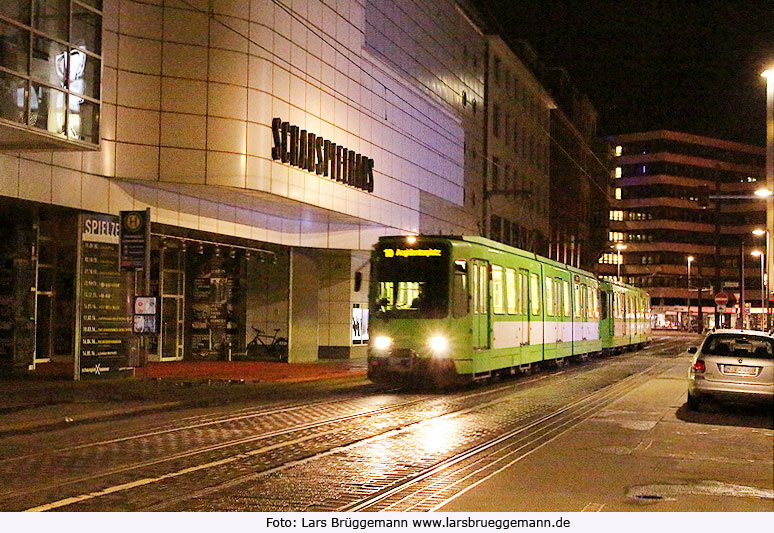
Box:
left=352, top=304, right=369, bottom=345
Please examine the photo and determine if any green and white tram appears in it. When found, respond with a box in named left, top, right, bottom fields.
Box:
left=367, top=235, right=651, bottom=387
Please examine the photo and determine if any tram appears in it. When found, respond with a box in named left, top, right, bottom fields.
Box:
left=367, top=235, right=651, bottom=387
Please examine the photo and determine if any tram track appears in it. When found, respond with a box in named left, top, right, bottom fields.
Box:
left=146, top=350, right=680, bottom=511
left=6, top=375, right=556, bottom=509
left=340, top=358, right=674, bottom=512
left=5, top=338, right=687, bottom=511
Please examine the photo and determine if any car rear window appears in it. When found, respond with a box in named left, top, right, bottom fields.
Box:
left=702, top=334, right=774, bottom=359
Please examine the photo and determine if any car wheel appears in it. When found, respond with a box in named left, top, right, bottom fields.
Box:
left=687, top=392, right=700, bottom=411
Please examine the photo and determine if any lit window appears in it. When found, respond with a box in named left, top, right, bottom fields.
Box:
left=530, top=273, right=541, bottom=315
left=614, top=167, right=622, bottom=178
left=615, top=188, right=622, bottom=200
left=545, top=277, right=554, bottom=316
left=491, top=265, right=504, bottom=314
left=615, top=145, right=622, bottom=156
left=506, top=268, right=517, bottom=314
left=609, top=210, right=624, bottom=221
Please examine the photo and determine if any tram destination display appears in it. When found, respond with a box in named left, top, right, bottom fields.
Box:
left=76, top=213, right=132, bottom=378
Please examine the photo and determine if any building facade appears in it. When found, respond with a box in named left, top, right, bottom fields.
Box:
left=0, top=0, right=490, bottom=373
left=482, top=36, right=553, bottom=253
left=544, top=67, right=610, bottom=271
left=601, top=130, right=766, bottom=330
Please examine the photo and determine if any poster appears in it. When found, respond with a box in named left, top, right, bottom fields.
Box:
left=76, top=214, right=132, bottom=378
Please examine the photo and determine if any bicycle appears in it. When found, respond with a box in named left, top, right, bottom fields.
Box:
left=243, top=326, right=288, bottom=362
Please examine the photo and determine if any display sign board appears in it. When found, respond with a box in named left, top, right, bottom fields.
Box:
left=352, top=304, right=369, bottom=345
left=120, top=210, right=149, bottom=271
left=133, top=296, right=158, bottom=334
left=76, top=213, right=132, bottom=378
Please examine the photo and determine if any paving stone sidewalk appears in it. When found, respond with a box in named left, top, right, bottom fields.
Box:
left=0, top=359, right=368, bottom=436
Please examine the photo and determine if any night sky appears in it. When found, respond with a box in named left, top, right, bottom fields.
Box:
left=472, top=0, right=774, bottom=147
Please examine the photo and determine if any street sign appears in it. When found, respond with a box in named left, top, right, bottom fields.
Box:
left=714, top=292, right=729, bottom=306
left=120, top=210, right=149, bottom=271
left=717, top=304, right=727, bottom=313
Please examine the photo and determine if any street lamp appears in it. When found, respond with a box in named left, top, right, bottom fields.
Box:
left=687, top=256, right=694, bottom=331
left=753, top=228, right=769, bottom=329
left=762, top=68, right=774, bottom=331
left=616, top=243, right=626, bottom=281
left=752, top=250, right=765, bottom=330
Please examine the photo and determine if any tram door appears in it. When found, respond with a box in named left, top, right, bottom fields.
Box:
left=471, top=259, right=490, bottom=349
left=519, top=269, right=530, bottom=346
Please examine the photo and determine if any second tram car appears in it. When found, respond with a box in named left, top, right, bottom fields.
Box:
left=367, top=235, right=651, bottom=387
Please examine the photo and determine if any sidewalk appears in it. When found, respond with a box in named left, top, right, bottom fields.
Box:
left=0, top=358, right=368, bottom=436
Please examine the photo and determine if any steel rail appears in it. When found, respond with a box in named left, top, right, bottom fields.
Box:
left=11, top=339, right=680, bottom=511
left=339, top=358, right=673, bottom=511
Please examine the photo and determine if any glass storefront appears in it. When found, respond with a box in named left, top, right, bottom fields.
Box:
left=147, top=230, right=289, bottom=363
left=0, top=1, right=101, bottom=145
left=0, top=198, right=78, bottom=369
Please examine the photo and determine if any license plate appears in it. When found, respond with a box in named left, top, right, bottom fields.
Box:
left=723, top=365, right=757, bottom=376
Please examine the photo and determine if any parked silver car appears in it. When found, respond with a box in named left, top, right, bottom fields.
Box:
left=687, top=329, right=774, bottom=410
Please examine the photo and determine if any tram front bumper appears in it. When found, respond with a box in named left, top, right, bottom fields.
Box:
left=367, top=349, right=457, bottom=383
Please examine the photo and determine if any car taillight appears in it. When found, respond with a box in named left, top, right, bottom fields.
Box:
left=692, top=360, right=706, bottom=373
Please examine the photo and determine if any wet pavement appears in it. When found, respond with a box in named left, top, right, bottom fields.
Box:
left=437, top=356, right=774, bottom=512
left=0, top=358, right=368, bottom=435
left=1, top=334, right=771, bottom=512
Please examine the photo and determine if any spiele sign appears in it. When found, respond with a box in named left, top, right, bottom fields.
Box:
left=271, top=117, right=374, bottom=193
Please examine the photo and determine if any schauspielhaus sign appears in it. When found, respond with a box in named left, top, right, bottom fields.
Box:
left=271, top=117, right=374, bottom=193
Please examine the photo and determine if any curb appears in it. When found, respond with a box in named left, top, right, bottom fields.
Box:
left=0, top=401, right=186, bottom=437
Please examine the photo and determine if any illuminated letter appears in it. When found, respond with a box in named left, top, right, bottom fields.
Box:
left=280, top=121, right=289, bottom=163
left=298, top=130, right=308, bottom=169
left=348, top=150, right=355, bottom=185
left=289, top=126, right=299, bottom=166
left=315, top=137, right=324, bottom=175
left=341, top=148, right=349, bottom=184
left=336, top=146, right=343, bottom=181
left=271, top=118, right=282, bottom=160
left=323, top=140, right=332, bottom=177
left=366, top=158, right=374, bottom=192
left=354, top=154, right=362, bottom=189
left=307, top=133, right=316, bottom=172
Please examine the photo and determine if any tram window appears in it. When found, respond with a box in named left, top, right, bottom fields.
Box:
left=563, top=280, right=571, bottom=317
left=506, top=268, right=517, bottom=314
left=545, top=277, right=554, bottom=316
left=586, top=286, right=594, bottom=318
left=478, top=263, right=487, bottom=313
left=530, top=273, right=541, bottom=315
left=554, top=279, right=562, bottom=317
left=574, top=284, right=582, bottom=318
left=492, top=265, right=504, bottom=314
left=600, top=291, right=609, bottom=319
left=519, top=270, right=529, bottom=315
left=471, top=262, right=479, bottom=314
left=372, top=244, right=450, bottom=318
left=453, top=260, right=468, bottom=318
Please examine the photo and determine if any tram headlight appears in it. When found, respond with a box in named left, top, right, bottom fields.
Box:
left=428, top=335, right=449, bottom=356
left=372, top=336, right=393, bottom=351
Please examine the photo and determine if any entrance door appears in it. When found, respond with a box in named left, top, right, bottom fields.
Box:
left=33, top=220, right=55, bottom=363
left=471, top=259, right=490, bottom=349
left=159, top=244, right=185, bottom=360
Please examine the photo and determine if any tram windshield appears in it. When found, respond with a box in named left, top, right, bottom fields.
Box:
left=372, top=242, right=450, bottom=319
